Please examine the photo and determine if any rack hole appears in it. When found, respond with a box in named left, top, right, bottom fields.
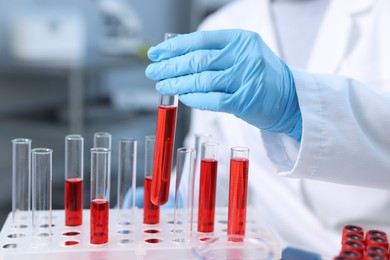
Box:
left=144, top=229, right=160, bottom=234
left=218, top=220, right=227, bottom=224
left=37, top=233, right=50, bottom=237
left=2, top=243, right=17, bottom=249
left=145, top=238, right=162, bottom=244
left=221, top=228, right=227, bottom=232
left=167, top=220, right=183, bottom=225
left=39, top=224, right=55, bottom=228
left=63, top=231, right=80, bottom=236
left=7, top=233, right=25, bottom=238
left=64, top=241, right=79, bottom=246
left=117, top=230, right=132, bottom=235
left=12, top=224, right=28, bottom=229
left=172, top=238, right=186, bottom=243
left=170, top=229, right=184, bottom=233
left=199, top=237, right=212, bottom=242
left=118, top=221, right=131, bottom=226
left=118, top=239, right=133, bottom=245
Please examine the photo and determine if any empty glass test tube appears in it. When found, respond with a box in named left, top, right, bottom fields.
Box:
left=173, top=147, right=196, bottom=243
left=64, top=135, right=84, bottom=226
left=228, top=147, right=249, bottom=242
left=198, top=142, right=218, bottom=233
left=31, top=148, right=53, bottom=246
left=90, top=148, right=111, bottom=245
left=93, top=132, right=112, bottom=149
left=117, top=138, right=137, bottom=221
left=143, top=136, right=160, bottom=224
left=150, top=33, right=180, bottom=206
left=12, top=138, right=31, bottom=227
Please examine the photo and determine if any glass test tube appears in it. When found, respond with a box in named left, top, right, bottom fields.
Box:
left=173, top=147, right=196, bottom=243
left=64, top=135, right=84, bottom=226
left=93, top=132, right=112, bottom=149
left=31, top=148, right=53, bottom=245
left=197, top=142, right=218, bottom=233
left=117, top=138, right=137, bottom=219
left=90, top=148, right=111, bottom=245
left=12, top=138, right=31, bottom=227
left=150, top=33, right=180, bottom=206
left=193, top=133, right=212, bottom=209
left=228, top=147, right=249, bottom=242
left=143, top=136, right=160, bottom=224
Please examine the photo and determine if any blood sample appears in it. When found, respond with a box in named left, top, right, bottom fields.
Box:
left=64, top=135, right=84, bottom=226
left=366, top=246, right=389, bottom=259
left=90, top=199, right=109, bottom=245
left=339, top=250, right=362, bottom=259
left=12, top=138, right=31, bottom=227
left=193, top=133, right=212, bottom=209
left=367, top=236, right=389, bottom=250
left=65, top=178, right=83, bottom=226
left=143, top=136, right=160, bottom=224
left=228, top=147, right=249, bottom=242
left=150, top=33, right=180, bottom=206
left=342, top=233, right=365, bottom=245
left=151, top=96, right=178, bottom=206
left=366, top=230, right=388, bottom=245
left=198, top=142, right=218, bottom=233
left=90, top=148, right=111, bottom=245
left=341, top=240, right=365, bottom=256
left=342, top=224, right=364, bottom=237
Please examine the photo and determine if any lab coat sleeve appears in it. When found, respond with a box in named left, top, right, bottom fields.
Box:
left=268, top=69, right=390, bottom=189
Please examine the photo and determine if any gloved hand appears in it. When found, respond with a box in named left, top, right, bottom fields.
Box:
left=145, top=29, right=302, bottom=142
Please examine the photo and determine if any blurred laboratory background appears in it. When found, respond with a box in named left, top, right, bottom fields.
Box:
left=0, top=0, right=233, bottom=226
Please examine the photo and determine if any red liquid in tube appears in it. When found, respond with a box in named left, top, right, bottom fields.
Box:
left=151, top=106, right=177, bottom=205
left=198, top=159, right=218, bottom=233
left=90, top=199, right=109, bottom=244
left=143, top=176, right=160, bottom=224
left=228, top=158, right=249, bottom=242
left=65, top=178, right=83, bottom=226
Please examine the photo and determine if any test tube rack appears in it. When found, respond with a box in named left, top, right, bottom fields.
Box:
left=0, top=207, right=281, bottom=260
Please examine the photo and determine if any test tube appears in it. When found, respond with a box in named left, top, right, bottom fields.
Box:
left=150, top=33, right=180, bottom=206
left=64, top=135, right=84, bottom=226
left=31, top=148, right=53, bottom=245
left=90, top=148, right=111, bottom=245
left=12, top=138, right=31, bottom=227
left=117, top=138, right=137, bottom=218
left=143, top=136, right=160, bottom=224
left=197, top=142, right=218, bottom=233
left=93, top=132, right=112, bottom=149
left=173, top=147, right=196, bottom=243
left=193, top=133, right=212, bottom=209
left=227, top=147, right=249, bottom=242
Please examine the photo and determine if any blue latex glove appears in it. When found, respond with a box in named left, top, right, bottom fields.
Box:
left=145, top=29, right=302, bottom=142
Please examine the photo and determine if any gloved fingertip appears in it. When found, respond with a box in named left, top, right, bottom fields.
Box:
left=145, top=64, right=162, bottom=81
left=155, top=81, right=172, bottom=95
left=147, top=46, right=159, bottom=61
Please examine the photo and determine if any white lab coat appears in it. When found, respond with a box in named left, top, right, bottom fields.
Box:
left=184, top=0, right=390, bottom=256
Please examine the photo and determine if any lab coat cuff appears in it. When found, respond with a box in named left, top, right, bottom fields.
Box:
left=278, top=69, right=325, bottom=179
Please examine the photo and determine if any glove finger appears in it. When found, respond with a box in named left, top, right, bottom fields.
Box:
left=155, top=69, right=239, bottom=96
left=148, top=30, right=240, bottom=62
left=145, top=49, right=233, bottom=81
left=179, top=92, right=235, bottom=113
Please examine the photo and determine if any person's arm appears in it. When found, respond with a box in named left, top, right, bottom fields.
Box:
left=271, top=69, right=390, bottom=189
